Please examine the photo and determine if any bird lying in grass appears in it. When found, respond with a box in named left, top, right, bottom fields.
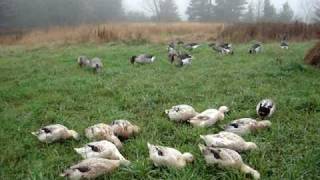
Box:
left=210, top=42, right=233, bottom=55
left=77, top=56, right=103, bottom=73
left=165, top=104, right=198, bottom=122
left=199, top=144, right=260, bottom=180
left=189, top=106, right=229, bottom=127
left=224, top=118, right=272, bottom=136
left=60, top=158, right=122, bottom=180
left=249, top=43, right=262, bottom=54
left=130, top=54, right=156, bottom=64
left=147, top=143, right=194, bottom=168
left=256, top=99, right=276, bottom=119
left=74, top=140, right=130, bottom=166
left=85, top=123, right=122, bottom=149
left=32, top=124, right=79, bottom=143
left=110, top=120, right=140, bottom=140
left=200, top=131, right=257, bottom=152
left=172, top=53, right=193, bottom=67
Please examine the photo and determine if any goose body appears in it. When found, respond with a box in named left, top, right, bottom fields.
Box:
left=224, top=118, right=272, bottom=136
left=176, top=53, right=193, bottom=66
left=78, top=56, right=90, bottom=67
left=74, top=140, right=130, bottom=166
left=165, top=104, right=198, bottom=122
left=78, top=56, right=103, bottom=72
left=280, top=41, right=289, bottom=49
left=147, top=143, right=194, bottom=168
left=32, top=124, right=79, bottom=143
left=249, top=43, right=262, bottom=54
left=189, top=106, right=229, bottom=127
left=256, top=99, right=276, bottom=119
left=211, top=43, right=233, bottom=55
left=111, top=120, right=140, bottom=140
left=199, top=145, right=260, bottom=180
left=130, top=54, right=156, bottom=64
left=200, top=131, right=257, bottom=152
left=85, top=123, right=122, bottom=149
left=60, top=158, right=121, bottom=180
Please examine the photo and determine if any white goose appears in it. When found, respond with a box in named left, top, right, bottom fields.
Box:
left=256, top=99, right=276, bottom=119
left=147, top=143, right=194, bottom=168
left=85, top=123, right=122, bottom=149
left=110, top=120, right=140, bottom=140
left=74, top=140, right=130, bottom=166
left=165, top=104, right=198, bottom=122
left=199, top=145, right=260, bottom=180
left=189, top=106, right=229, bottom=127
left=60, top=158, right=121, bottom=180
left=32, top=124, right=79, bottom=143
left=224, top=118, right=272, bottom=136
left=200, top=131, right=257, bottom=152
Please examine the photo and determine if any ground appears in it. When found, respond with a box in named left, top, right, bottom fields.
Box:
left=0, top=42, right=319, bottom=179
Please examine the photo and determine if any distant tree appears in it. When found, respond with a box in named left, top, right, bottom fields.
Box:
left=243, top=2, right=255, bottom=23
left=278, top=2, right=294, bottom=22
left=159, top=0, right=180, bottom=22
left=255, top=0, right=264, bottom=21
left=143, top=0, right=161, bottom=21
left=212, top=0, right=247, bottom=22
left=262, top=0, right=277, bottom=22
left=313, top=0, right=320, bottom=23
left=186, top=0, right=214, bottom=22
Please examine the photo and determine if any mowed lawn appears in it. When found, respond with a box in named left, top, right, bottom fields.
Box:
left=0, top=42, right=319, bottom=180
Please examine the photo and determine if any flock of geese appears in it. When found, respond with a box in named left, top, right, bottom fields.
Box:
left=32, top=97, right=275, bottom=179
left=31, top=38, right=285, bottom=179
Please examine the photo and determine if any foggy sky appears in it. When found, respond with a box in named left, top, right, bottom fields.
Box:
left=123, top=0, right=302, bottom=20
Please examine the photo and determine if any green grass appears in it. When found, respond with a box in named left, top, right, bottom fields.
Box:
left=0, top=42, right=320, bottom=180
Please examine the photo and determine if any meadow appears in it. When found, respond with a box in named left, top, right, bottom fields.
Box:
left=0, top=41, right=320, bottom=179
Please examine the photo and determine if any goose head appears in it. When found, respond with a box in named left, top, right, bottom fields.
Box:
left=130, top=56, right=137, bottom=64
left=60, top=167, right=85, bottom=180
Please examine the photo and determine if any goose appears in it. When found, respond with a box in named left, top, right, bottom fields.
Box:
left=89, top=57, right=103, bottom=72
left=189, top=106, right=229, bottom=127
left=280, top=40, right=289, bottom=49
left=200, top=131, right=257, bottom=152
left=85, top=123, right=122, bottom=149
left=211, top=43, right=233, bottom=55
left=185, top=43, right=200, bottom=50
left=74, top=140, right=130, bottom=166
left=60, top=158, right=122, bottom=180
left=110, top=120, right=140, bottom=140
left=224, top=118, right=272, bottom=136
left=199, top=145, right=260, bottom=180
left=130, top=54, right=156, bottom=64
left=249, top=43, right=262, bottom=54
left=31, top=124, right=79, bottom=143
left=165, top=104, right=198, bottom=122
left=147, top=143, right=194, bottom=168
left=174, top=53, right=193, bottom=67
left=77, top=56, right=90, bottom=67
left=256, top=99, right=276, bottom=119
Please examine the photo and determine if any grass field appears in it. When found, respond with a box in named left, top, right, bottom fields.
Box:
left=0, top=42, right=320, bottom=179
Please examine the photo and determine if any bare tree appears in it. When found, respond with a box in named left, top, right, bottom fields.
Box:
left=300, top=0, right=316, bottom=23
left=143, top=0, right=161, bottom=21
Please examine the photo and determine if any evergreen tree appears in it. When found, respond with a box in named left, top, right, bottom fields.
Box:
left=159, top=0, right=180, bottom=22
left=278, top=2, right=294, bottom=22
left=243, top=2, right=255, bottom=23
left=212, top=0, right=247, bottom=22
left=186, top=0, right=214, bottom=22
left=263, top=0, right=277, bottom=22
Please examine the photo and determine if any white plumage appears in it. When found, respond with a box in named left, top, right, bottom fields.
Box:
left=189, top=106, right=229, bottom=127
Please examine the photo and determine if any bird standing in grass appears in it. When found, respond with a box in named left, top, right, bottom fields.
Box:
left=77, top=56, right=103, bottom=73
left=32, top=124, right=79, bottom=143
left=199, top=144, right=260, bottom=180
left=147, top=143, right=194, bottom=169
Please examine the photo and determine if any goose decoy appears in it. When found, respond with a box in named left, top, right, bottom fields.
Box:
left=165, top=104, right=198, bottom=122
left=31, top=124, right=79, bottom=143
left=85, top=123, right=122, bottom=149
left=189, top=106, right=229, bottom=127
left=74, top=140, right=130, bottom=166
left=200, top=131, right=257, bottom=152
left=147, top=143, right=194, bottom=168
left=110, top=120, right=140, bottom=140
left=224, top=118, right=272, bottom=136
left=256, top=99, right=275, bottom=119
left=60, top=158, right=122, bottom=180
left=130, top=54, right=156, bottom=64
left=249, top=43, right=262, bottom=54
left=199, top=145, right=260, bottom=180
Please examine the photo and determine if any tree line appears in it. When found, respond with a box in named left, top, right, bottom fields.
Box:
left=0, top=0, right=319, bottom=29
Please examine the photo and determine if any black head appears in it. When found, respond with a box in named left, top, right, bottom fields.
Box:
left=130, top=56, right=136, bottom=64
left=259, top=105, right=271, bottom=117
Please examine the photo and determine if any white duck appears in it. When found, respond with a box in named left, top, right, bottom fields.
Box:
left=85, top=123, right=122, bottom=149
left=256, top=99, right=276, bottom=119
left=74, top=140, right=130, bottom=166
left=147, top=143, right=194, bottom=168
left=200, top=131, right=257, bottom=152
left=165, top=104, right=198, bottom=122
left=199, top=145, right=260, bottom=180
left=224, top=118, right=272, bottom=136
left=60, top=158, right=121, bottom=180
left=110, top=120, right=140, bottom=140
left=189, top=106, right=229, bottom=127
left=32, top=124, right=79, bottom=143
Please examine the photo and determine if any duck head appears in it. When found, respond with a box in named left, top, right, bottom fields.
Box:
left=130, top=56, right=136, bottom=64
